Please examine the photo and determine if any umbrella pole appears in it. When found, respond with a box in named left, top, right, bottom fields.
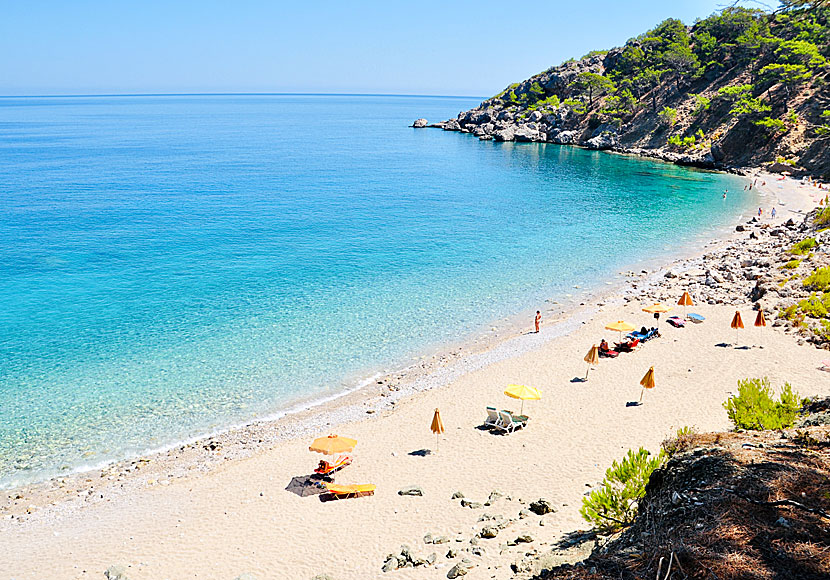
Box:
left=585, top=364, right=590, bottom=380
left=520, top=399, right=524, bottom=415
left=435, top=432, right=439, bottom=453
left=639, top=387, right=645, bottom=403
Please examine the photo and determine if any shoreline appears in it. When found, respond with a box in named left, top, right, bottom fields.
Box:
left=0, top=171, right=804, bottom=499
left=2, top=172, right=826, bottom=579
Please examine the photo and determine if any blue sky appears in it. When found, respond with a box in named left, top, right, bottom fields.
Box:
left=1, top=1, right=764, bottom=96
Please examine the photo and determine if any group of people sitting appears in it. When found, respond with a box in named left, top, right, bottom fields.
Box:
left=599, top=326, right=660, bottom=358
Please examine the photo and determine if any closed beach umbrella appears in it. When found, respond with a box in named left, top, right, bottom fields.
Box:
left=430, top=408, right=444, bottom=452
left=639, top=366, right=655, bottom=403
left=677, top=292, right=694, bottom=318
left=731, top=311, right=744, bottom=345
left=584, top=345, right=599, bottom=380
left=754, top=310, right=766, bottom=327
left=605, top=320, right=635, bottom=342
left=309, top=434, right=357, bottom=456
left=504, top=384, right=541, bottom=415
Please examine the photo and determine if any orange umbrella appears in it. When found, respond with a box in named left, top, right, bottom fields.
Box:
left=754, top=310, right=766, bottom=327
left=584, top=345, right=599, bottom=380
left=731, top=311, right=744, bottom=345
left=430, top=408, right=444, bottom=452
left=677, top=292, right=694, bottom=318
left=639, top=366, right=655, bottom=403
left=309, top=434, right=357, bottom=456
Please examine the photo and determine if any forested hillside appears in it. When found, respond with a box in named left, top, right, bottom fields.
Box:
left=430, top=1, right=830, bottom=178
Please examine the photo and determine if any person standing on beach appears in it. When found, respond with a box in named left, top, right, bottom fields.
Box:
left=771, top=207, right=777, bottom=219
left=534, top=311, right=541, bottom=333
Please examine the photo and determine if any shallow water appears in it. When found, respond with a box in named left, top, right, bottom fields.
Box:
left=0, top=94, right=752, bottom=487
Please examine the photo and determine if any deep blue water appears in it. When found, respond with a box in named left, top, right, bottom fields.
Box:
left=0, top=94, right=751, bottom=487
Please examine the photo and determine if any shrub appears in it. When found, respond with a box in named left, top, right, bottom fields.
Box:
left=691, top=93, right=711, bottom=116
left=580, top=447, right=665, bottom=532
left=797, top=293, right=830, bottom=318
left=783, top=259, right=801, bottom=269
left=804, top=266, right=830, bottom=290
left=755, top=116, right=788, bottom=134
left=562, top=98, right=587, bottom=115
left=723, top=378, right=804, bottom=430
left=789, top=237, right=817, bottom=255
left=658, top=106, right=678, bottom=126
left=661, top=426, right=698, bottom=457
left=815, top=207, right=830, bottom=227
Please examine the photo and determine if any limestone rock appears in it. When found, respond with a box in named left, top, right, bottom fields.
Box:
left=586, top=131, right=617, bottom=150
left=479, top=525, right=499, bottom=538
left=529, top=498, right=555, bottom=515
left=412, top=118, right=428, bottom=128
left=105, top=566, right=129, bottom=580
left=398, top=486, right=424, bottom=496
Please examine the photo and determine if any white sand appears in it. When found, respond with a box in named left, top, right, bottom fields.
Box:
left=2, top=173, right=828, bottom=580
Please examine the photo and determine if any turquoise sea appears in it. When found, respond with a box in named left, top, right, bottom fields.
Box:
left=0, top=94, right=751, bottom=488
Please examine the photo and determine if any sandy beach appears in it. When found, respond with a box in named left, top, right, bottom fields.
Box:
left=3, top=172, right=829, bottom=580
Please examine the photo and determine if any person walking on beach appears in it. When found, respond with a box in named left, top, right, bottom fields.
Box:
left=758, top=207, right=763, bottom=218
left=534, top=311, right=541, bottom=333
left=771, top=207, right=777, bottom=219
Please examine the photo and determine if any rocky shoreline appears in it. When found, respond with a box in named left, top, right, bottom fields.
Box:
left=413, top=112, right=743, bottom=173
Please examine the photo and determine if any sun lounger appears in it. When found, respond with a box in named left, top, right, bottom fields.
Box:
left=323, top=482, right=376, bottom=499
left=314, top=454, right=352, bottom=476
left=599, top=348, right=619, bottom=358
left=667, top=316, right=685, bottom=328
left=496, top=410, right=527, bottom=433
left=615, top=338, right=640, bottom=352
left=687, top=313, right=705, bottom=323
left=821, top=360, right=830, bottom=372
left=484, top=406, right=501, bottom=429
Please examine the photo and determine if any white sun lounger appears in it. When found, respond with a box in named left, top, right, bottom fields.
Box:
left=484, top=406, right=500, bottom=428
left=496, top=410, right=528, bottom=433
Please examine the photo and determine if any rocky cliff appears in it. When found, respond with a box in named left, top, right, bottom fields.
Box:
left=419, top=5, right=830, bottom=178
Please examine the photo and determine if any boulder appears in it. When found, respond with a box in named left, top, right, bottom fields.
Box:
left=479, top=525, right=499, bottom=539
left=451, top=491, right=465, bottom=499
left=586, top=131, right=618, bottom=150
left=447, top=558, right=474, bottom=578
left=529, top=110, right=543, bottom=122
left=493, top=127, right=516, bottom=142
left=105, top=566, right=129, bottom=580
left=552, top=130, right=577, bottom=145
left=513, top=127, right=540, bottom=142
left=529, top=498, right=555, bottom=515
left=412, top=118, right=428, bottom=128
left=442, top=120, right=461, bottom=132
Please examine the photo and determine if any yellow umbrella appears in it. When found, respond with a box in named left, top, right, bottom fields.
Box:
left=677, top=292, right=694, bottom=318
left=639, top=366, right=655, bottom=403
left=731, top=311, right=744, bottom=345
left=430, top=408, right=444, bottom=452
left=309, top=434, right=357, bottom=456
left=504, top=384, right=541, bottom=415
left=584, top=345, right=599, bottom=380
left=642, top=303, right=672, bottom=327
left=605, top=320, right=635, bottom=342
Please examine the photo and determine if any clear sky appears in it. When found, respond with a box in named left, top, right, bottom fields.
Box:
left=0, top=1, right=767, bottom=97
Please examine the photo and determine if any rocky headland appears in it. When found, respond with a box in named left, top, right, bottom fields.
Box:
left=416, top=5, right=830, bottom=178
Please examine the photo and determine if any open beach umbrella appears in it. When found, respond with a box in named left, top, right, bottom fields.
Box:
left=430, top=408, right=444, bottom=452
left=584, top=345, right=599, bottom=380
left=605, top=320, right=635, bottom=342
left=309, top=434, right=357, bottom=456
left=639, top=366, right=655, bottom=403
left=504, top=384, right=541, bottom=415
left=642, top=303, right=672, bottom=327
left=731, top=311, right=744, bottom=345
left=677, top=292, right=694, bottom=319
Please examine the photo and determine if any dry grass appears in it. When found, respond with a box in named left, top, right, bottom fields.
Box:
left=537, top=427, right=830, bottom=579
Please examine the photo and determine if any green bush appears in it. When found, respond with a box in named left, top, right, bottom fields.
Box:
left=723, top=378, right=804, bottom=431
left=797, top=293, right=830, bottom=318
left=815, top=207, right=830, bottom=227
left=783, top=259, right=801, bottom=269
left=562, top=98, right=587, bottom=115
left=789, top=237, right=817, bottom=255
left=580, top=447, right=665, bottom=531
left=658, top=106, right=678, bottom=126
left=755, top=116, right=788, bottom=134
left=804, top=266, right=830, bottom=290
left=661, top=426, right=698, bottom=457
left=691, top=93, right=711, bottom=116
